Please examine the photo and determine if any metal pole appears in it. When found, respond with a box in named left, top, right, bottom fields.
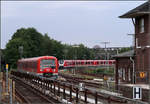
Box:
left=19, top=46, right=23, bottom=59
left=116, top=49, right=119, bottom=55
left=0, top=49, right=1, bottom=72
left=101, top=42, right=110, bottom=60
left=130, top=57, right=135, bottom=84
left=0, top=74, right=2, bottom=102
left=9, top=79, right=12, bottom=104
left=75, top=49, right=77, bottom=75
left=148, top=0, right=150, bottom=103
left=101, top=42, right=110, bottom=73
left=72, top=45, right=79, bottom=75
left=107, top=53, right=110, bottom=70
left=13, top=81, right=15, bottom=101
left=6, top=64, right=8, bottom=95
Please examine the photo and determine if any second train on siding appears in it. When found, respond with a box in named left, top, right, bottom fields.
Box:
left=59, top=60, right=116, bottom=68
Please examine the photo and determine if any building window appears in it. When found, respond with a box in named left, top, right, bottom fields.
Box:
left=139, top=18, right=144, bottom=33
left=118, top=69, right=122, bottom=78
left=128, top=69, right=131, bottom=81
left=123, top=69, right=125, bottom=80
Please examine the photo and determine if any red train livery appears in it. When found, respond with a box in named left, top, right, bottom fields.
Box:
left=59, top=60, right=116, bottom=68
left=17, top=56, right=58, bottom=77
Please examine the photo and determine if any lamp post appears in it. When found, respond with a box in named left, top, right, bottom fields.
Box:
left=101, top=42, right=110, bottom=60
left=63, top=49, right=68, bottom=60
left=148, top=1, right=150, bottom=103
left=72, top=45, right=79, bottom=75
left=101, top=42, right=110, bottom=71
left=0, top=50, right=1, bottom=72
left=19, top=46, right=23, bottom=59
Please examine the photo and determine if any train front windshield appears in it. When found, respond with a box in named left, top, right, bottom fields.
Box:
left=40, top=59, right=56, bottom=69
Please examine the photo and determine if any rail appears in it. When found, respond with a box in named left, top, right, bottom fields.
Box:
left=11, top=71, right=148, bottom=104
left=12, top=74, right=61, bottom=104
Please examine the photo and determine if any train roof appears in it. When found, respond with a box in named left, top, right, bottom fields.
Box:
left=63, top=60, right=115, bottom=62
left=18, top=56, right=56, bottom=62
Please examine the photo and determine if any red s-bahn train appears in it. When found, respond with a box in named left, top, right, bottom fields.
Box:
left=59, top=60, right=116, bottom=68
left=17, top=56, right=58, bottom=77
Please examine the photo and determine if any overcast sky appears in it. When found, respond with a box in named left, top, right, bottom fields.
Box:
left=1, top=1, right=146, bottom=49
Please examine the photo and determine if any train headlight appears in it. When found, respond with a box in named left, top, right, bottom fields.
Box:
left=53, top=69, right=56, bottom=72
left=46, top=68, right=50, bottom=71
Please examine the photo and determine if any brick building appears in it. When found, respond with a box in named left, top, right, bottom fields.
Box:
left=114, top=50, right=134, bottom=84
left=115, top=2, right=150, bottom=84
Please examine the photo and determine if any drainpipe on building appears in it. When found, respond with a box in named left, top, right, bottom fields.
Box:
left=148, top=0, right=150, bottom=103
left=130, top=57, right=135, bottom=84
left=130, top=18, right=136, bottom=85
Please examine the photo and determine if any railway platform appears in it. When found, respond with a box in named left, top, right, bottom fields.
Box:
left=10, top=71, right=148, bottom=104
left=121, top=84, right=149, bottom=89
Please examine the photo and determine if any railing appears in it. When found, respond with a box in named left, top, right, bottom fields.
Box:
left=11, top=71, right=148, bottom=104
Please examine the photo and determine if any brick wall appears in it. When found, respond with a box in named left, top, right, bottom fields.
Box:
left=115, top=58, right=133, bottom=84
left=118, top=85, right=149, bottom=102
left=135, top=14, right=150, bottom=84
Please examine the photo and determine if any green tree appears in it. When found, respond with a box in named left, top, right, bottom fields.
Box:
left=42, top=33, right=53, bottom=56
left=4, top=27, right=98, bottom=69
left=118, top=47, right=132, bottom=53
left=51, top=39, right=64, bottom=59
left=4, top=38, right=26, bottom=68
left=4, top=28, right=45, bottom=68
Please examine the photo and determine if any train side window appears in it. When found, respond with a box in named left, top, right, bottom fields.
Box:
left=105, top=61, right=108, bottom=65
left=109, top=61, right=112, bottom=65
left=104, top=61, right=106, bottom=65
left=81, top=61, right=84, bottom=65
left=77, top=62, right=79, bottom=65
left=78, top=62, right=80, bottom=65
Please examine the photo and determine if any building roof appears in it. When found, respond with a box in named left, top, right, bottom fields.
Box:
left=120, top=2, right=150, bottom=18
left=113, top=50, right=134, bottom=58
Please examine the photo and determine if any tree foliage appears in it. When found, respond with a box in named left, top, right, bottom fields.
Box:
left=4, top=27, right=132, bottom=69
left=4, top=27, right=94, bottom=68
left=4, top=28, right=45, bottom=68
left=118, top=47, right=132, bottom=53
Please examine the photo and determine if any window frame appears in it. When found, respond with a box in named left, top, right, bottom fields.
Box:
left=123, top=69, right=126, bottom=81
left=139, top=18, right=144, bottom=33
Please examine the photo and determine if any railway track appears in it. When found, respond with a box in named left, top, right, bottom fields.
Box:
left=13, top=76, right=61, bottom=104
left=10, top=71, right=148, bottom=104
left=59, top=73, right=121, bottom=95
left=59, top=73, right=103, bottom=88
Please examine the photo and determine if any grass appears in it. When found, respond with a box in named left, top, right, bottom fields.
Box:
left=85, top=67, right=114, bottom=75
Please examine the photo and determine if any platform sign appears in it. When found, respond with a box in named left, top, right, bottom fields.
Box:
left=133, top=86, right=142, bottom=99
left=139, top=72, right=145, bottom=78
left=79, top=83, right=85, bottom=91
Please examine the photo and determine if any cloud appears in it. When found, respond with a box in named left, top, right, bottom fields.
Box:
left=1, top=1, right=146, bottom=49
left=1, top=1, right=118, bottom=18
